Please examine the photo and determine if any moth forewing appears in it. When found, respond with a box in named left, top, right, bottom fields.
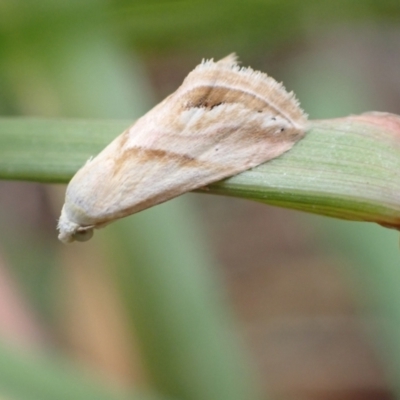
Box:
left=58, top=54, right=307, bottom=243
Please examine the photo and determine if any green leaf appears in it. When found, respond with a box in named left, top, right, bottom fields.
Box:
left=0, top=341, right=168, bottom=400
left=1, top=113, right=400, bottom=228
left=0, top=117, right=131, bottom=182
left=210, top=113, right=400, bottom=229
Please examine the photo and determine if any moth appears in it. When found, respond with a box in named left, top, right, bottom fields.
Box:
left=58, top=54, right=307, bottom=243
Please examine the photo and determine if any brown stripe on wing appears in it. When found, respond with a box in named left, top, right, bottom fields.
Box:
left=120, top=146, right=196, bottom=163
left=112, top=145, right=232, bottom=176
left=182, top=85, right=286, bottom=118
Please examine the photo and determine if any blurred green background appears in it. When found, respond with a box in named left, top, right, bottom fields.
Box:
left=1, top=1, right=400, bottom=400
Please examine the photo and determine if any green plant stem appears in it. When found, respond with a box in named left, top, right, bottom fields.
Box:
left=0, top=115, right=399, bottom=227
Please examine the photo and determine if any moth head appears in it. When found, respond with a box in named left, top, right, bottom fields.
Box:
left=57, top=205, right=94, bottom=243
